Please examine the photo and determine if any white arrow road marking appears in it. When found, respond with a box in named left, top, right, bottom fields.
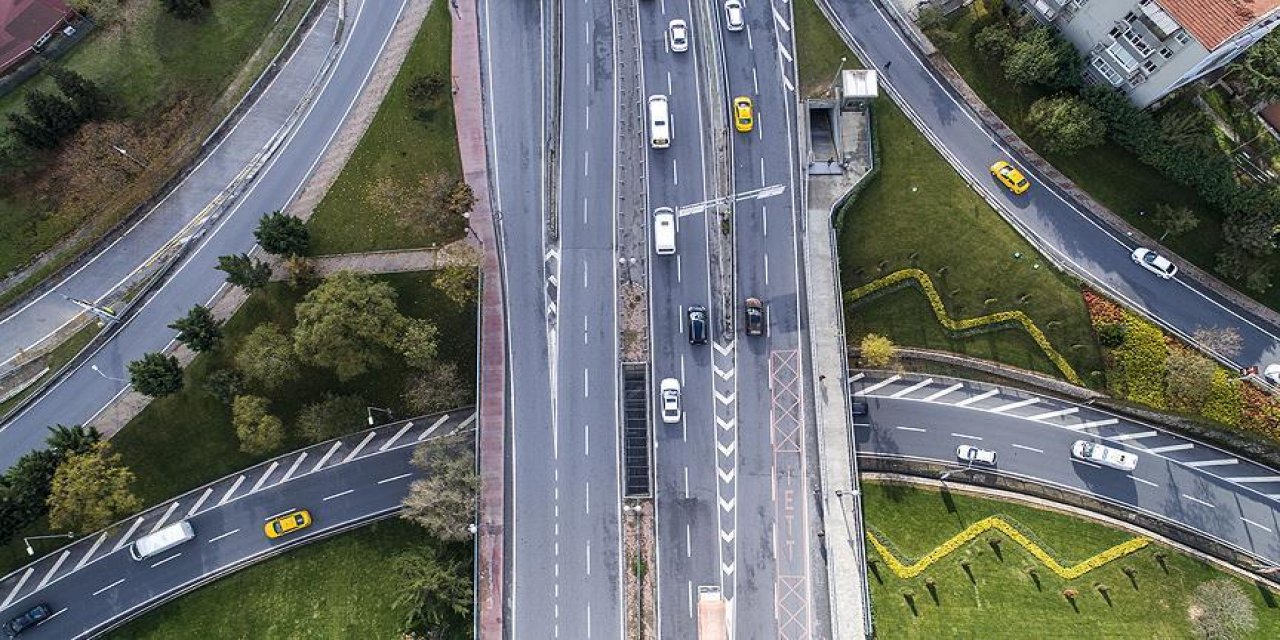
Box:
left=890, top=378, right=934, bottom=398
left=1184, top=458, right=1238, bottom=468
left=150, top=501, right=182, bottom=533
left=1028, top=407, right=1078, bottom=421
left=719, top=497, right=736, bottom=512
left=721, top=529, right=736, bottom=543
left=545, top=247, right=559, bottom=261
left=2, top=569, right=33, bottom=609
left=187, top=488, right=213, bottom=518
left=714, top=341, right=733, bottom=356
left=923, top=383, right=963, bottom=401
left=717, top=440, right=737, bottom=456
left=855, top=375, right=900, bottom=396
left=722, top=561, right=736, bottom=575
left=114, top=518, right=145, bottom=552
left=75, top=533, right=109, bottom=570
left=954, top=389, right=1000, bottom=407
left=990, top=397, right=1038, bottom=413
left=36, top=551, right=69, bottom=590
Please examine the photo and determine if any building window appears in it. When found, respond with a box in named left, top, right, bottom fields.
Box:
left=1091, top=55, right=1123, bottom=86
left=1123, top=28, right=1153, bottom=57
left=1158, top=47, right=1172, bottom=59
left=1174, top=30, right=1192, bottom=45
left=1107, top=41, right=1139, bottom=72
left=1109, top=26, right=1122, bottom=38
left=1142, top=60, right=1157, bottom=73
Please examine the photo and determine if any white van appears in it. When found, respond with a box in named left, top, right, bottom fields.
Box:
left=654, top=207, right=676, bottom=255
left=130, top=520, right=196, bottom=561
left=648, top=95, right=671, bottom=149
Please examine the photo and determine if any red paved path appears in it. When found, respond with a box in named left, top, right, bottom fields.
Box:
left=452, top=1, right=507, bottom=637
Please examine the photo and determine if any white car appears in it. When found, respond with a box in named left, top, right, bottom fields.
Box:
left=724, top=0, right=744, bottom=31
left=660, top=377, right=682, bottom=424
left=1071, top=440, right=1138, bottom=471
left=1264, top=363, right=1280, bottom=386
left=1131, top=247, right=1177, bottom=279
left=956, top=445, right=997, bottom=466
left=668, top=19, right=689, bottom=52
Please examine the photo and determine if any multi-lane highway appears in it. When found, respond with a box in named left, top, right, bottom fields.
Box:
left=818, top=0, right=1280, bottom=369
left=0, top=412, right=474, bottom=639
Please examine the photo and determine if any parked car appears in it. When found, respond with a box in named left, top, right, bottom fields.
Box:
left=724, top=0, right=744, bottom=31
left=1264, top=363, right=1280, bottom=386
left=733, top=96, right=754, bottom=133
left=989, top=160, right=1030, bottom=195
left=1071, top=440, right=1138, bottom=471
left=3, top=603, right=52, bottom=637
left=1131, top=247, right=1178, bottom=279
left=264, top=509, right=312, bottom=539
left=744, top=297, right=765, bottom=336
left=660, top=378, right=682, bottom=424
left=956, top=445, right=997, bottom=466
left=668, top=19, right=689, bottom=52
left=687, top=305, right=708, bottom=344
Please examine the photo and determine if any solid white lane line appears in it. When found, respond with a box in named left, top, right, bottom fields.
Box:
left=187, top=488, right=213, bottom=518
left=923, top=383, right=963, bottom=401
left=1070, top=418, right=1119, bottom=430
left=421, top=414, right=452, bottom=441
left=990, top=397, right=1038, bottom=413
left=75, top=533, right=109, bottom=570
left=324, top=489, right=355, bottom=501
left=1129, top=475, right=1158, bottom=488
left=1225, top=476, right=1280, bottom=483
left=895, top=426, right=926, bottom=433
left=1027, top=407, right=1078, bottom=421
left=1144, top=443, right=1194, bottom=454
left=251, top=461, right=280, bottom=493
left=379, top=472, right=413, bottom=484
left=1, top=569, right=33, bottom=609
left=1181, top=494, right=1215, bottom=508
left=36, top=551, right=70, bottom=590
left=218, top=475, right=246, bottom=505
left=1184, top=458, right=1238, bottom=468
left=281, top=452, right=309, bottom=482
left=93, top=579, right=126, bottom=596
left=208, top=529, right=240, bottom=543
left=343, top=431, right=377, bottom=463
left=150, top=501, right=182, bottom=534
left=890, top=378, right=933, bottom=399
left=114, top=517, right=146, bottom=552
left=1242, top=517, right=1273, bottom=533
left=150, top=553, right=181, bottom=568
left=1109, top=431, right=1157, bottom=441
left=950, top=433, right=982, bottom=441
left=381, top=422, right=415, bottom=451
left=855, top=375, right=900, bottom=396
left=1011, top=444, right=1043, bottom=453
left=954, top=389, right=999, bottom=407
left=312, top=442, right=342, bottom=472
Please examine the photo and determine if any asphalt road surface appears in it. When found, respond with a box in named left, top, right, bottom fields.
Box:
left=820, top=0, right=1280, bottom=369
left=0, top=0, right=413, bottom=471
left=0, top=412, right=474, bottom=639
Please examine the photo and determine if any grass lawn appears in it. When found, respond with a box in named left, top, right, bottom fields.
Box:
left=934, top=8, right=1280, bottom=311
left=306, top=1, right=462, bottom=254
left=106, top=519, right=434, bottom=639
left=793, top=0, right=864, bottom=95
left=863, top=481, right=1280, bottom=639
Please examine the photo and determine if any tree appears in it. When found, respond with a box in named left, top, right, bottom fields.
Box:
left=296, top=393, right=365, bottom=443
left=47, top=66, right=109, bottom=121
left=433, top=264, right=479, bottom=306
left=399, top=319, right=440, bottom=369
left=1024, top=95, right=1105, bottom=155
left=47, top=442, right=141, bottom=531
left=25, top=89, right=82, bottom=142
left=292, top=271, right=406, bottom=380
left=128, top=352, right=184, bottom=397
left=2, top=449, right=63, bottom=529
left=1152, top=203, right=1199, bottom=240
left=392, top=545, right=472, bottom=635
left=973, top=22, right=1016, bottom=59
left=216, top=253, right=273, bottom=291
left=234, top=323, right=299, bottom=390
left=860, top=333, right=896, bottom=368
left=202, top=368, right=246, bottom=405
left=916, top=7, right=956, bottom=45
left=254, top=211, right=310, bottom=257
left=69, top=0, right=123, bottom=25
left=403, top=361, right=472, bottom=414
left=1164, top=348, right=1216, bottom=410
left=232, top=395, right=285, bottom=455
left=1230, top=30, right=1280, bottom=102
left=282, top=255, right=318, bottom=289
left=445, top=180, right=476, bottom=218
left=1192, top=327, right=1244, bottom=359
left=1003, top=26, right=1081, bottom=90
left=6, top=112, right=56, bottom=149
left=168, top=304, right=223, bottom=353
left=162, top=0, right=211, bottom=20
left=1189, top=579, right=1256, bottom=640
left=401, top=435, right=478, bottom=542
left=45, top=424, right=101, bottom=456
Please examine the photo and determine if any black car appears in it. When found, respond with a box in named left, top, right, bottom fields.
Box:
left=744, top=297, right=765, bottom=336
left=4, top=603, right=52, bottom=637
left=687, top=305, right=708, bottom=345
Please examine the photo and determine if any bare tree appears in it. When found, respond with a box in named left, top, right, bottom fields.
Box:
left=1189, top=579, right=1256, bottom=640
left=1192, top=327, right=1243, bottom=359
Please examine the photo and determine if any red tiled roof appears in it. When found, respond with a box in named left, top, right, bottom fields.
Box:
left=1157, top=0, right=1280, bottom=49
left=0, top=0, right=72, bottom=73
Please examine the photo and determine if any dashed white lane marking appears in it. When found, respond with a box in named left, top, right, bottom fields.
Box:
left=150, top=553, right=181, bottom=568
left=1128, top=475, right=1158, bottom=488
left=313, top=442, right=342, bottom=472
left=1181, top=494, right=1215, bottom=508
left=895, top=426, right=926, bottom=433
left=990, top=398, right=1038, bottom=413
left=856, top=375, right=900, bottom=395
left=265, top=508, right=295, bottom=521
left=324, top=489, right=355, bottom=501
left=1, top=568, right=33, bottom=609
left=421, top=414, right=451, bottom=441
left=890, top=377, right=933, bottom=398
left=1184, top=458, right=1239, bottom=468
left=1144, top=443, right=1194, bottom=454
left=343, top=431, right=377, bottom=463
left=1071, top=458, right=1102, bottom=469
left=75, top=533, right=108, bottom=570
left=93, top=578, right=126, bottom=596
left=113, top=517, right=145, bottom=552
left=950, top=432, right=982, bottom=441
left=218, top=476, right=246, bottom=505
left=1011, top=444, right=1043, bottom=453
left=40, top=607, right=66, bottom=625
left=1069, top=418, right=1119, bottom=430
left=208, top=529, right=240, bottom=544
left=1226, top=476, right=1280, bottom=483
left=187, top=488, right=213, bottom=518
left=923, top=383, right=963, bottom=401
left=1109, top=431, right=1157, bottom=441
left=381, top=422, right=415, bottom=451
left=954, top=389, right=999, bottom=407
left=150, top=501, right=182, bottom=533
left=36, top=551, right=69, bottom=590
left=251, top=461, right=280, bottom=493
left=1028, top=407, right=1078, bottom=421
left=1242, top=517, right=1273, bottom=533
left=378, top=472, right=413, bottom=484
left=281, top=452, right=308, bottom=482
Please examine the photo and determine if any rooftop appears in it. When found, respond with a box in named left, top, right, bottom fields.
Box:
left=1156, top=0, right=1280, bottom=50
left=0, top=0, right=72, bottom=73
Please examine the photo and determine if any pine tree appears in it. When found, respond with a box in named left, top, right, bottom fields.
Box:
left=24, top=89, right=80, bottom=141
left=6, top=112, right=56, bottom=149
left=47, top=66, right=109, bottom=121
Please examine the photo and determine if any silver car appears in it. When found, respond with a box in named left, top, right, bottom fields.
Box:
left=668, top=19, right=689, bottom=52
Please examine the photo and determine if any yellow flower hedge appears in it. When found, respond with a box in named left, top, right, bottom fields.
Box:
left=845, top=269, right=1082, bottom=384
left=867, top=516, right=1149, bottom=580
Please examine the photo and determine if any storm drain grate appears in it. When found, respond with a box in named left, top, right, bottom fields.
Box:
left=622, top=363, right=652, bottom=497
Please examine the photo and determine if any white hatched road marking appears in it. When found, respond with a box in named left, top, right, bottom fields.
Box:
left=75, top=533, right=109, bottom=570
left=113, top=517, right=146, bottom=552
left=990, top=398, right=1038, bottom=413
left=1143, top=443, right=1194, bottom=454
left=1184, top=458, right=1239, bottom=468
left=36, top=551, right=70, bottom=590
left=312, top=442, right=343, bottom=472
left=1069, top=418, right=1119, bottom=430
left=187, top=488, right=213, bottom=518
left=420, top=414, right=451, bottom=441
left=281, top=452, right=308, bottom=482
left=855, top=375, right=900, bottom=396
left=218, top=475, right=246, bottom=506
left=251, top=461, right=281, bottom=493
left=2, top=568, right=33, bottom=609
left=93, top=578, right=126, bottom=596
left=1181, top=494, right=1215, bottom=508
left=381, top=422, right=415, bottom=450
left=1109, top=431, right=1157, bottom=441
left=954, top=389, right=999, bottom=407
left=1027, top=407, right=1078, bottom=421
left=890, top=378, right=933, bottom=398
left=343, top=431, right=377, bottom=463
left=923, top=383, right=963, bottom=401
left=150, top=501, right=181, bottom=533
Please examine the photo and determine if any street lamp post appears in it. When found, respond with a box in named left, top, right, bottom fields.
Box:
left=25, top=532, right=76, bottom=556
left=111, top=144, right=149, bottom=169
left=90, top=364, right=127, bottom=383
left=830, top=56, right=847, bottom=97
left=366, top=406, right=394, bottom=426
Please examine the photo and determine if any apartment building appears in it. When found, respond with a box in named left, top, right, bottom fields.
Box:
left=1013, top=0, right=1280, bottom=107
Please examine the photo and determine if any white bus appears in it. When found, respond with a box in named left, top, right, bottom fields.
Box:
left=130, top=520, right=196, bottom=561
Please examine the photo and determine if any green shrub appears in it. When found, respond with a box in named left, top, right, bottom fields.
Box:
left=1096, top=322, right=1127, bottom=348
left=1113, top=313, right=1166, bottom=408
left=1201, top=369, right=1243, bottom=427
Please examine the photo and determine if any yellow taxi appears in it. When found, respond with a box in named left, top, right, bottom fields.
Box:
left=732, top=96, right=754, bottom=133
left=264, top=509, right=312, bottom=539
left=989, top=160, right=1030, bottom=195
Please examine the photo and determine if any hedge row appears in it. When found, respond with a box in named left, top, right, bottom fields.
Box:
left=1111, top=313, right=1169, bottom=409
